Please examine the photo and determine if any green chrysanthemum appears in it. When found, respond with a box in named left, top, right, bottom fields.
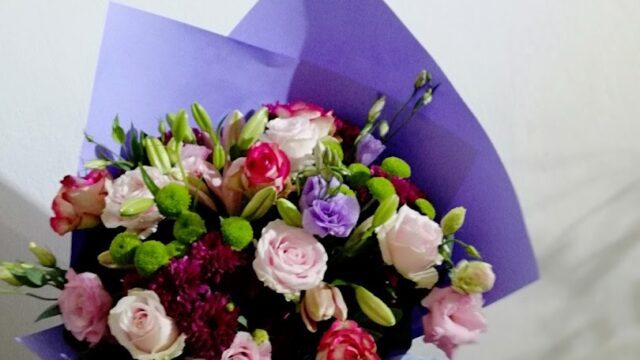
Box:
left=155, top=183, right=191, bottom=219
left=381, top=156, right=411, bottom=178
left=221, top=216, right=254, bottom=251
left=109, top=232, right=142, bottom=264
left=134, top=240, right=169, bottom=277
left=366, top=177, right=396, bottom=201
left=348, top=163, right=371, bottom=187
left=173, top=211, right=207, bottom=244
left=166, top=240, right=187, bottom=258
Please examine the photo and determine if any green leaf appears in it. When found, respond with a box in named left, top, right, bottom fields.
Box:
left=24, top=268, right=45, bottom=287
left=35, top=303, right=61, bottom=322
left=139, top=163, right=160, bottom=195
left=111, top=116, right=126, bottom=145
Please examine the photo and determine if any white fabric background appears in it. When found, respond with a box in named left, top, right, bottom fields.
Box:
left=1, top=1, right=639, bottom=359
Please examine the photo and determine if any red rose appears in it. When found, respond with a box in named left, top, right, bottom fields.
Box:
left=316, top=320, right=380, bottom=360
left=50, top=169, right=109, bottom=235
left=244, top=142, right=291, bottom=192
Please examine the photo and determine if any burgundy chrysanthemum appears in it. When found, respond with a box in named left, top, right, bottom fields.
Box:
left=147, top=232, right=245, bottom=359
left=371, top=165, right=425, bottom=205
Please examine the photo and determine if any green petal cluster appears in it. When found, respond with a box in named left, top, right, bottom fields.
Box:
left=134, top=241, right=169, bottom=277
left=173, top=211, right=206, bottom=244
left=366, top=177, right=396, bottom=201
left=381, top=157, right=411, bottom=178
left=155, top=183, right=191, bottom=218
left=221, top=217, right=254, bottom=251
left=109, top=233, right=142, bottom=264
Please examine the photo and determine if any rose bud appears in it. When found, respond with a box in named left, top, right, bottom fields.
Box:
left=300, top=282, right=348, bottom=332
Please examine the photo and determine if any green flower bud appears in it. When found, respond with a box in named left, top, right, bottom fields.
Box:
left=348, top=163, right=371, bottom=187
left=415, top=88, right=433, bottom=110
left=276, top=198, right=302, bottom=227
left=414, top=69, right=431, bottom=89
left=0, top=265, right=21, bottom=286
left=253, top=329, right=269, bottom=345
left=465, top=244, right=482, bottom=259
left=378, top=120, right=390, bottom=138
left=109, top=233, right=142, bottom=264
left=368, top=96, right=386, bottom=123
left=339, top=184, right=356, bottom=197
left=167, top=110, right=195, bottom=143
left=144, top=137, right=172, bottom=174
left=134, top=241, right=169, bottom=277
left=441, top=207, right=467, bottom=236
left=354, top=285, right=396, bottom=327
left=415, top=198, right=436, bottom=220
left=237, top=107, right=268, bottom=151
left=320, top=137, right=344, bottom=162
left=155, top=183, right=191, bottom=219
left=451, top=260, right=495, bottom=294
left=166, top=240, right=187, bottom=258
left=381, top=157, right=411, bottom=178
left=119, top=197, right=155, bottom=217
left=213, top=143, right=226, bottom=170
left=173, top=211, right=206, bottom=244
left=366, top=177, right=396, bottom=201
left=372, top=194, right=399, bottom=228
left=191, top=102, right=214, bottom=135
left=28, top=242, right=57, bottom=268
left=221, top=217, right=254, bottom=251
left=241, top=186, right=276, bottom=221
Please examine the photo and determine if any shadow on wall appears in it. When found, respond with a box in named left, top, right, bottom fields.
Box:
left=535, top=178, right=640, bottom=360
left=0, top=179, right=65, bottom=360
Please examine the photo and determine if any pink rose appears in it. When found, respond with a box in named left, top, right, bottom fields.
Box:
left=108, top=289, right=186, bottom=360
left=301, top=282, right=348, bottom=332
left=221, top=332, right=271, bottom=360
left=101, top=167, right=172, bottom=238
left=253, top=220, right=327, bottom=295
left=244, top=142, right=290, bottom=192
left=50, top=169, right=109, bottom=235
left=421, top=287, right=486, bottom=359
left=316, top=320, right=380, bottom=360
left=58, top=269, right=112, bottom=345
left=264, top=102, right=334, bottom=171
left=375, top=205, right=443, bottom=289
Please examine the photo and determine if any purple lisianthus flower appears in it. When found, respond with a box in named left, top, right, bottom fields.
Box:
left=300, top=175, right=340, bottom=209
left=302, top=194, right=360, bottom=238
left=356, top=134, right=386, bottom=166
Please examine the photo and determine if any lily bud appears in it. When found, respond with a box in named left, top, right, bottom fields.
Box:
left=300, top=283, right=347, bottom=332
left=191, top=102, right=214, bottom=136
left=451, top=260, right=496, bottom=294
left=276, top=198, right=302, bottom=227
left=221, top=110, right=245, bottom=152
left=0, top=265, right=21, bottom=286
left=144, top=137, right=172, bottom=174
left=241, top=186, right=276, bottom=221
left=354, top=285, right=396, bottom=327
left=237, top=107, right=268, bottom=151
left=28, top=242, right=57, bottom=268
left=119, top=197, right=155, bottom=217
left=167, top=110, right=195, bottom=143
left=441, top=207, right=466, bottom=236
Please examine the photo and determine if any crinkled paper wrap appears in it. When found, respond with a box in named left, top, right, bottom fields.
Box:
left=18, top=2, right=538, bottom=358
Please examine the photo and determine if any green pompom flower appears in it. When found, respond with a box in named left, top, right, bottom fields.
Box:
left=221, top=216, right=254, bottom=251
left=155, top=183, right=191, bottom=218
left=166, top=240, right=187, bottom=258
left=366, top=177, right=396, bottom=201
left=173, top=211, right=206, bottom=244
left=381, top=157, right=411, bottom=178
left=415, top=198, right=436, bottom=220
left=348, top=163, right=371, bottom=187
left=109, top=232, right=142, bottom=264
left=134, top=240, right=169, bottom=277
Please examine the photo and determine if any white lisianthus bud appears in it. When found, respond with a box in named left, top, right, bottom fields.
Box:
left=451, top=260, right=496, bottom=294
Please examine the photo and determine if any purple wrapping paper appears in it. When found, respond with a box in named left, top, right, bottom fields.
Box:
left=18, top=1, right=538, bottom=357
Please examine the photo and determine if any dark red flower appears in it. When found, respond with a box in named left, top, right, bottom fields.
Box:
left=371, top=165, right=425, bottom=205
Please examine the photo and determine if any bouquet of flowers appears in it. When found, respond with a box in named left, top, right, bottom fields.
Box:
left=4, top=2, right=538, bottom=359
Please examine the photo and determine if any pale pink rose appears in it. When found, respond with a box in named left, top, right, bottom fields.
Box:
left=108, top=289, right=186, bottom=360
left=58, top=269, right=112, bottom=345
left=421, top=287, right=486, bottom=359
left=376, top=205, right=443, bottom=288
left=50, top=169, right=109, bottom=235
left=101, top=167, right=172, bottom=238
left=316, top=320, right=380, bottom=360
left=263, top=102, right=334, bottom=172
left=301, top=282, right=347, bottom=332
left=221, top=332, right=271, bottom=360
left=253, top=220, right=328, bottom=295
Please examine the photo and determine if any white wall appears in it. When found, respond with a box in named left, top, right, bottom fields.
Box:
left=1, top=1, right=639, bottom=359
